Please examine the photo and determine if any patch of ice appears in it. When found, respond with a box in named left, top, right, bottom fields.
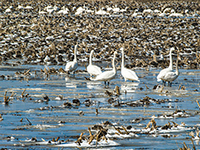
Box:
left=56, top=139, right=119, bottom=148
left=33, top=124, right=57, bottom=130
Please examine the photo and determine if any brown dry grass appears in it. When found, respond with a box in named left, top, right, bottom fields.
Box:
left=1, top=0, right=200, bottom=4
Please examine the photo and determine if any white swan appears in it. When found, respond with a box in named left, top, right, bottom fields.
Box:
left=95, top=8, right=109, bottom=15
left=65, top=45, right=78, bottom=74
left=121, top=47, right=139, bottom=82
left=87, top=50, right=102, bottom=76
left=91, top=51, right=117, bottom=86
left=169, top=9, right=183, bottom=17
left=161, top=52, right=179, bottom=86
left=75, top=7, right=85, bottom=15
left=157, top=47, right=174, bottom=84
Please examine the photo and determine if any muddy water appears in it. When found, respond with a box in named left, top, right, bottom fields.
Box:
left=0, top=64, right=200, bottom=149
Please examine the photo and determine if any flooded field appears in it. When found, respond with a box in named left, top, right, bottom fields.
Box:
left=0, top=0, right=200, bottom=149
left=0, top=64, right=200, bottom=149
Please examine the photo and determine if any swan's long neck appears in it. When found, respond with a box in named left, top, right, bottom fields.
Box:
left=169, top=49, right=173, bottom=69
left=89, top=51, right=93, bottom=65
left=176, top=54, right=179, bottom=75
left=121, top=48, right=124, bottom=69
left=112, top=52, right=116, bottom=72
left=74, top=45, right=77, bottom=62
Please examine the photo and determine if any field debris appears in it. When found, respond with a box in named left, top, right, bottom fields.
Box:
left=0, top=0, right=200, bottom=149
left=153, top=109, right=192, bottom=119
left=0, top=114, right=3, bottom=121
left=196, top=100, right=200, bottom=109
left=189, top=128, right=200, bottom=140
left=3, top=91, right=10, bottom=105
left=179, top=140, right=196, bottom=150
left=18, top=119, right=197, bottom=148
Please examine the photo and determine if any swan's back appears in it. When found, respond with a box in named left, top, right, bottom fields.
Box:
left=87, top=64, right=102, bottom=76
left=157, top=67, right=172, bottom=81
left=122, top=67, right=139, bottom=81
left=65, top=60, right=78, bottom=71
left=93, top=70, right=116, bottom=81
left=162, top=71, right=178, bottom=82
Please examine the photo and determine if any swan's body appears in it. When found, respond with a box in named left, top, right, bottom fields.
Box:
left=121, top=47, right=139, bottom=82
left=65, top=45, right=78, bottom=73
left=169, top=12, right=183, bottom=17
left=87, top=50, right=102, bottom=76
left=91, top=51, right=117, bottom=86
left=157, top=47, right=174, bottom=83
left=161, top=53, right=179, bottom=86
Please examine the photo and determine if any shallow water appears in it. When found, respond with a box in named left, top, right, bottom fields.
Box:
left=0, top=64, right=200, bottom=149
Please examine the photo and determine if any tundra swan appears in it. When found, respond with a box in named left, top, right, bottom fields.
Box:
left=121, top=47, right=139, bottom=82
left=65, top=45, right=78, bottom=74
left=161, top=52, right=179, bottom=86
left=87, top=50, right=102, bottom=76
left=91, top=51, right=117, bottom=86
left=157, top=47, right=174, bottom=84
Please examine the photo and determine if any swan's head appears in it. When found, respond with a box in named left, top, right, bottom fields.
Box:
left=113, top=51, right=118, bottom=61
left=90, top=50, right=94, bottom=55
left=120, top=47, right=124, bottom=51
left=170, top=47, right=175, bottom=52
left=73, top=45, right=78, bottom=53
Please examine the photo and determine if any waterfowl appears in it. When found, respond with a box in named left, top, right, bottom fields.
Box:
left=91, top=51, right=117, bottom=87
left=65, top=45, right=78, bottom=74
left=95, top=8, right=109, bottom=15
left=157, top=47, right=174, bottom=85
left=121, top=47, right=139, bottom=82
left=87, top=50, right=102, bottom=76
left=161, top=52, right=179, bottom=86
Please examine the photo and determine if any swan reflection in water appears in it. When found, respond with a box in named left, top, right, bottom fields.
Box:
left=86, top=80, right=103, bottom=90
left=65, top=76, right=77, bottom=88
left=121, top=82, right=140, bottom=93
left=65, top=76, right=87, bottom=89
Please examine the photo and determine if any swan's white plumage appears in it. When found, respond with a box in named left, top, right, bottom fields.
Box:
left=157, top=47, right=174, bottom=82
left=91, top=51, right=117, bottom=83
left=95, top=9, right=109, bottom=15
left=75, top=7, right=85, bottom=15
left=57, top=7, right=69, bottom=14
left=65, top=45, right=78, bottom=73
left=169, top=13, right=183, bottom=17
left=121, top=47, right=139, bottom=82
left=87, top=50, right=102, bottom=76
left=161, top=53, right=179, bottom=83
